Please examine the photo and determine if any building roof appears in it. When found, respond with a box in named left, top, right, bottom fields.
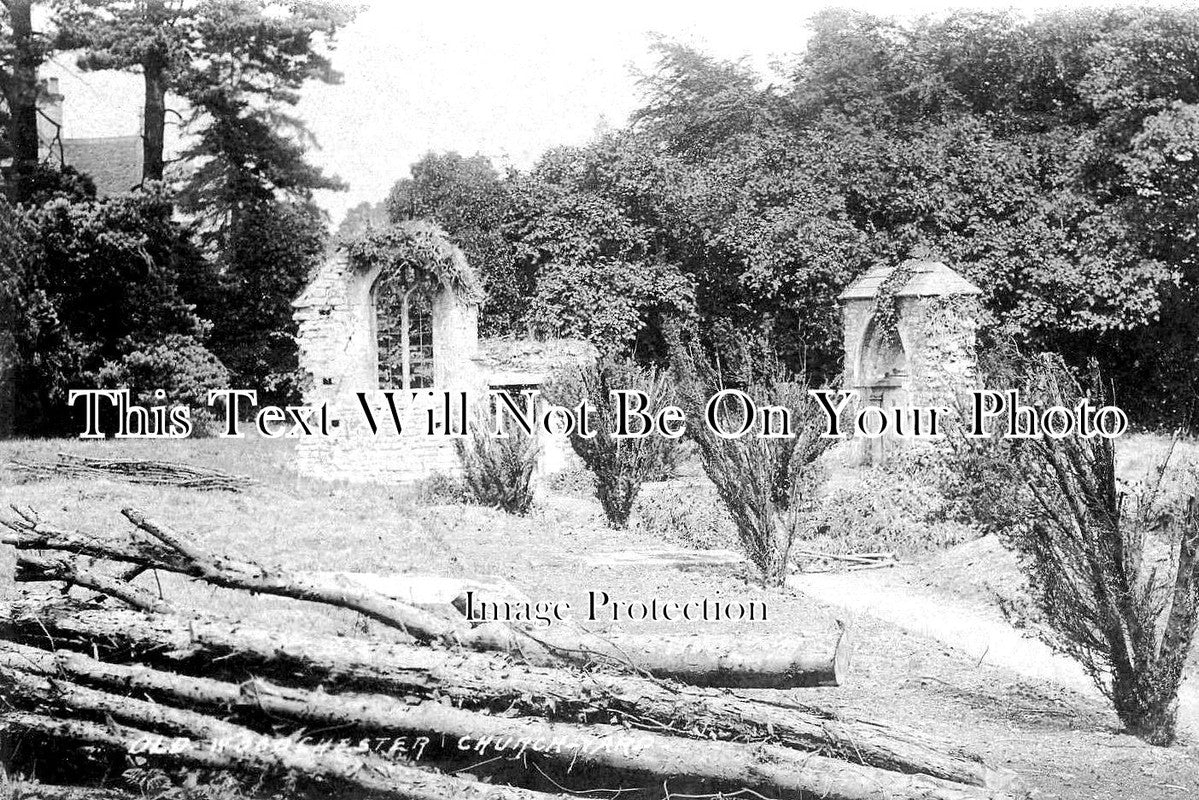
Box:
left=62, top=136, right=142, bottom=197
left=838, top=260, right=982, bottom=301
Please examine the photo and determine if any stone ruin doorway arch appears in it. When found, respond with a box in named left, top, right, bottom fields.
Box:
left=838, top=259, right=983, bottom=466
left=857, top=317, right=911, bottom=465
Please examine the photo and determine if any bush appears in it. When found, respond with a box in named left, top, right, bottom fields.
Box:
left=7, top=187, right=211, bottom=435
left=804, top=449, right=978, bottom=557
left=946, top=353, right=1199, bottom=746
left=636, top=482, right=735, bottom=549
left=454, top=409, right=541, bottom=515
left=543, top=465, right=596, bottom=500
left=413, top=471, right=473, bottom=505
left=672, top=343, right=832, bottom=586
left=95, top=334, right=230, bottom=436
left=544, top=357, right=679, bottom=528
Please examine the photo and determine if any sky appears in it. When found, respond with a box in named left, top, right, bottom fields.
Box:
left=40, top=0, right=1155, bottom=225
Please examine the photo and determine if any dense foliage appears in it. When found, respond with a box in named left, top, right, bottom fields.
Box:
left=543, top=358, right=678, bottom=528
left=381, top=8, right=1199, bottom=425
left=9, top=5, right=1199, bottom=432
left=2, top=184, right=216, bottom=432
left=1, top=2, right=351, bottom=432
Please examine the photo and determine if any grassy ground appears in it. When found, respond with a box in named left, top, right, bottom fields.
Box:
left=1, top=434, right=1198, bottom=799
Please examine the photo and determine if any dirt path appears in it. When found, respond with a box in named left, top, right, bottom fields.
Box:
left=788, top=566, right=1199, bottom=742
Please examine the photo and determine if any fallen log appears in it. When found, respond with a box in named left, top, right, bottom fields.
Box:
left=3, top=508, right=846, bottom=688
left=0, top=658, right=1010, bottom=800
left=2, top=600, right=1014, bottom=789
left=0, top=711, right=564, bottom=800
left=4, top=782, right=139, bottom=800
left=15, top=553, right=173, bottom=614
left=559, top=631, right=849, bottom=688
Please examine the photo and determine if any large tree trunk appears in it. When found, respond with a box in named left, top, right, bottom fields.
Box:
left=139, top=0, right=169, bottom=183
left=1, top=600, right=1014, bottom=790
left=5, top=0, right=40, bottom=203
left=1, top=660, right=1010, bottom=800
left=141, top=49, right=167, bottom=183
left=4, top=509, right=847, bottom=688
left=1111, top=662, right=1182, bottom=746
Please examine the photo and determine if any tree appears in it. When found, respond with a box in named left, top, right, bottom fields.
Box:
left=14, top=186, right=214, bottom=433
left=507, top=136, right=696, bottom=357
left=55, top=0, right=194, bottom=182
left=634, top=38, right=792, bottom=160
left=1, top=0, right=44, bottom=201
left=175, top=0, right=352, bottom=229
left=57, top=0, right=355, bottom=190
left=335, top=199, right=386, bottom=243
left=162, top=1, right=353, bottom=402
left=947, top=354, right=1199, bottom=745
left=784, top=7, right=1199, bottom=423
left=386, top=152, right=526, bottom=335
left=197, top=199, right=325, bottom=404
left=0, top=193, right=32, bottom=436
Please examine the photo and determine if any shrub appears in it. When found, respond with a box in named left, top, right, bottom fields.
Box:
left=946, top=353, right=1199, bottom=746
left=672, top=343, right=832, bottom=586
left=804, top=449, right=978, bottom=557
left=636, top=482, right=735, bottom=549
left=544, top=358, right=679, bottom=528
left=95, top=334, right=230, bottom=436
left=454, top=408, right=541, bottom=515
left=543, top=465, right=596, bottom=500
left=413, top=471, right=473, bottom=505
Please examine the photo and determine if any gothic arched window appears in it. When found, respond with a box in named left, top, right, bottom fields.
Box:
left=374, top=273, right=435, bottom=390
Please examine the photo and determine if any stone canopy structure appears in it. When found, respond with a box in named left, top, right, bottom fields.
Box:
left=292, top=221, right=590, bottom=483
left=839, top=259, right=982, bottom=465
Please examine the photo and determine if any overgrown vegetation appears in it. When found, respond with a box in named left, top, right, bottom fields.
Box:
left=412, top=471, right=472, bottom=506
left=636, top=482, right=735, bottom=550
left=672, top=343, right=833, bottom=585
left=946, top=354, right=1199, bottom=745
left=544, top=358, right=678, bottom=528
left=805, top=449, right=976, bottom=557
left=342, top=8, right=1199, bottom=425
left=453, top=408, right=540, bottom=515
left=0, top=2, right=353, bottom=434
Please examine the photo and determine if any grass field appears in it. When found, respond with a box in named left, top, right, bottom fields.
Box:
left=2, top=433, right=1198, bottom=799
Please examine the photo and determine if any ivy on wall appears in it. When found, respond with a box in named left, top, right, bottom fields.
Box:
left=870, top=259, right=919, bottom=345
left=345, top=220, right=485, bottom=304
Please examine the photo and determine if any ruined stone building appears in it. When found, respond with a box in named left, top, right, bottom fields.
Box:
left=292, top=221, right=591, bottom=483
left=839, top=259, right=982, bottom=464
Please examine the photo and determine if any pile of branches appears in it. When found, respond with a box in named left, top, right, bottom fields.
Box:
left=8, top=454, right=250, bottom=492
left=1, top=507, right=1020, bottom=799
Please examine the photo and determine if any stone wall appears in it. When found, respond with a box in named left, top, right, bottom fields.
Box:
left=839, top=261, right=981, bottom=465
left=898, top=296, right=980, bottom=407
left=292, top=250, right=592, bottom=484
